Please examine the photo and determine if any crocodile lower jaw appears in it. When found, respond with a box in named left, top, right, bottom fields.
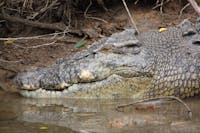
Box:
left=19, top=74, right=151, bottom=99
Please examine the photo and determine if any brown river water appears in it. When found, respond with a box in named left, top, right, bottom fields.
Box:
left=0, top=92, right=200, bottom=133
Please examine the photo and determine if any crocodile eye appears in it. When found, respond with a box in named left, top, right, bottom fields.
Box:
left=112, top=40, right=141, bottom=48
left=124, top=42, right=142, bottom=48
left=192, top=40, right=200, bottom=46
left=113, top=44, right=141, bottom=55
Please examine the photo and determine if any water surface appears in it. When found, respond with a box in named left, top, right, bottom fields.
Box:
left=0, top=92, right=200, bottom=133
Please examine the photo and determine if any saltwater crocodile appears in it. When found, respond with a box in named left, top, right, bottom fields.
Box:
left=15, top=19, right=200, bottom=99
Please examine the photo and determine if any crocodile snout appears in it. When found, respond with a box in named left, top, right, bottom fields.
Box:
left=15, top=71, right=41, bottom=90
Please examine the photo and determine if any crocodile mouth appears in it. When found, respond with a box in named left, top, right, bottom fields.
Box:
left=19, top=68, right=151, bottom=99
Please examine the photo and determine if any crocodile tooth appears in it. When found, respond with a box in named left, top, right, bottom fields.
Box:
left=55, top=91, right=61, bottom=97
left=51, top=91, right=56, bottom=98
left=46, top=90, right=51, bottom=96
left=30, top=91, right=36, bottom=98
left=63, top=89, right=69, bottom=94
left=21, top=90, right=30, bottom=97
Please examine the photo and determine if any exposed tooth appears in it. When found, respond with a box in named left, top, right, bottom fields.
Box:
left=30, top=91, right=36, bottom=98
left=51, top=91, right=56, bottom=98
left=41, top=89, right=46, bottom=93
left=63, top=89, right=69, bottom=94
left=46, top=90, right=51, bottom=96
left=40, top=90, right=47, bottom=97
left=60, top=82, right=70, bottom=89
left=20, top=90, right=29, bottom=97
left=79, top=70, right=95, bottom=81
left=26, top=91, right=32, bottom=97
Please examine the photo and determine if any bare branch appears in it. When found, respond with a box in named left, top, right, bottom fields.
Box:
left=0, top=30, right=74, bottom=41
left=84, top=0, right=108, bottom=23
left=179, top=3, right=191, bottom=17
left=27, top=0, right=59, bottom=19
left=121, top=0, right=139, bottom=33
left=152, top=0, right=170, bottom=13
left=187, top=0, right=200, bottom=16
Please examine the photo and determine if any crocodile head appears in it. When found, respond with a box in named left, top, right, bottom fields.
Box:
left=15, top=29, right=153, bottom=98
left=15, top=19, right=200, bottom=99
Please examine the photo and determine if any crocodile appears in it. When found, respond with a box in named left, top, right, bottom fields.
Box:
left=15, top=19, right=200, bottom=99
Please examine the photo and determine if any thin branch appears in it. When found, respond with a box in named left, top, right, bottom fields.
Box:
left=116, top=96, right=192, bottom=119
left=134, top=0, right=140, bottom=5
left=121, top=0, right=139, bottom=33
left=27, top=0, right=59, bottom=19
left=0, top=20, right=5, bottom=23
left=179, top=3, right=191, bottom=17
left=0, top=2, right=4, bottom=7
left=152, top=0, right=170, bottom=12
left=22, top=0, right=28, bottom=8
left=160, top=0, right=164, bottom=14
left=0, top=27, right=76, bottom=49
left=12, top=29, right=76, bottom=49
left=187, top=0, right=200, bottom=16
left=84, top=0, right=108, bottom=23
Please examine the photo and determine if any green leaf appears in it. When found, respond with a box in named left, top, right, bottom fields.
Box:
left=4, top=40, right=14, bottom=45
left=74, top=41, right=85, bottom=48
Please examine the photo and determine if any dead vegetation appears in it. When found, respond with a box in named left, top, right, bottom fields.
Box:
left=0, top=0, right=197, bottom=38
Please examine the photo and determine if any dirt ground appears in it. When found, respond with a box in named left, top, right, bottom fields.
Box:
left=0, top=0, right=199, bottom=92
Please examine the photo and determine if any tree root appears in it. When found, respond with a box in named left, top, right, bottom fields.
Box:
left=0, top=9, right=83, bottom=36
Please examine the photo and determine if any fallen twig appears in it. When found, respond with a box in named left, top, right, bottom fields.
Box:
left=12, top=29, right=76, bottom=49
left=0, top=59, right=22, bottom=63
left=0, top=32, right=61, bottom=41
left=116, top=96, right=192, bottom=119
left=20, top=40, right=57, bottom=49
left=0, top=28, right=77, bottom=49
left=121, top=0, right=139, bottom=33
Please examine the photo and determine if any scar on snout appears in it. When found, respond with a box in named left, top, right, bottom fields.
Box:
left=79, top=70, right=95, bottom=81
left=22, top=84, right=36, bottom=90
